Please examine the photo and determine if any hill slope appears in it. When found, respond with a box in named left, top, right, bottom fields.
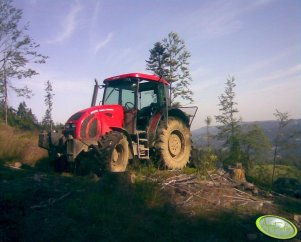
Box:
left=192, top=119, right=301, bottom=149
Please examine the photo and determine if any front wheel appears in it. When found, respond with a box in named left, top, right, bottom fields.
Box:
left=155, top=117, right=191, bottom=169
left=48, top=148, right=67, bottom=172
left=98, top=131, right=129, bottom=172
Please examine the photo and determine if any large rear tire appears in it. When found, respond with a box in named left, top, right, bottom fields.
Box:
left=155, top=117, right=191, bottom=169
left=98, top=131, right=129, bottom=172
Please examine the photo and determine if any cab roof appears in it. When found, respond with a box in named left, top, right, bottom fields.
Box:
left=103, top=73, right=169, bottom=85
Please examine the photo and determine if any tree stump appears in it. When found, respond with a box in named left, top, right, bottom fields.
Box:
left=230, top=163, right=246, bottom=182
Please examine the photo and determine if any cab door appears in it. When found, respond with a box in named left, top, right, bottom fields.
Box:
left=121, top=88, right=137, bottom=134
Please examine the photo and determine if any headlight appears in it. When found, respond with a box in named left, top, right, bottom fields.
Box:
left=65, top=123, right=76, bottom=129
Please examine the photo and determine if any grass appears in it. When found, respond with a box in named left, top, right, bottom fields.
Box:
left=1, top=163, right=301, bottom=242
left=0, top=123, right=47, bottom=166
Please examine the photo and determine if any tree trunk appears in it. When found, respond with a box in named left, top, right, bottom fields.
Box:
left=271, top=126, right=281, bottom=189
left=246, top=146, right=251, bottom=171
left=206, top=124, right=210, bottom=148
left=271, top=144, right=278, bottom=188
left=4, top=56, right=8, bottom=125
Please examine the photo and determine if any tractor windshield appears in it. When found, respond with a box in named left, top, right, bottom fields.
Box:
left=103, top=78, right=167, bottom=112
left=103, top=78, right=137, bottom=109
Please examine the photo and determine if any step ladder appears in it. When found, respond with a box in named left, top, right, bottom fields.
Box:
left=137, top=130, right=149, bottom=159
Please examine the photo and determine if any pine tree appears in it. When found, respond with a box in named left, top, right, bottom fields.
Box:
left=163, top=32, right=193, bottom=105
left=215, top=76, right=241, bottom=166
left=42, top=80, right=54, bottom=130
left=17, top=101, right=28, bottom=119
left=146, top=42, right=169, bottom=77
left=0, top=100, right=38, bottom=129
left=205, top=116, right=212, bottom=149
left=146, top=32, right=193, bottom=105
left=17, top=101, right=37, bottom=124
left=241, top=124, right=271, bottom=170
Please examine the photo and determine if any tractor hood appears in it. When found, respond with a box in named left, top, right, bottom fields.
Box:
left=64, top=104, right=124, bottom=139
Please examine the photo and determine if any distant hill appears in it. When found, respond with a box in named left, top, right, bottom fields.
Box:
left=192, top=119, right=301, bottom=155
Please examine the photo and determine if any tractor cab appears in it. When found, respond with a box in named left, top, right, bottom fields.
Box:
left=93, top=73, right=169, bottom=135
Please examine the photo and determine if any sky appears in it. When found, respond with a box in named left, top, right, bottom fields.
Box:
left=10, top=0, right=301, bottom=130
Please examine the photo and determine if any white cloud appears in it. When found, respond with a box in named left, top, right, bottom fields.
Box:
left=245, top=73, right=300, bottom=94
left=94, top=32, right=114, bottom=54
left=47, top=2, right=82, bottom=44
left=187, top=0, right=274, bottom=39
left=91, top=1, right=101, bottom=31
left=190, top=64, right=226, bottom=95
left=191, top=78, right=220, bottom=94
left=252, top=64, right=301, bottom=83
left=191, top=66, right=210, bottom=78
left=238, top=45, right=301, bottom=75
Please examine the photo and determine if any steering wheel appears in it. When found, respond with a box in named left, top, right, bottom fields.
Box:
left=124, top=101, right=135, bottom=110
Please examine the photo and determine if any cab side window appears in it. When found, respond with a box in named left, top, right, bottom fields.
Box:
left=140, top=90, right=157, bottom=109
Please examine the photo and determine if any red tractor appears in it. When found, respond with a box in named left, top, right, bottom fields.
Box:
left=39, top=73, right=197, bottom=173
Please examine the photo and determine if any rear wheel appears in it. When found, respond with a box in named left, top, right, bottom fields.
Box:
left=155, top=117, right=191, bottom=169
left=98, top=131, right=129, bottom=172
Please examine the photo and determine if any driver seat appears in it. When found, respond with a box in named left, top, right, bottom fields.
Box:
left=137, top=103, right=157, bottom=130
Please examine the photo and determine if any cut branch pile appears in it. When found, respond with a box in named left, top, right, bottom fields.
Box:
left=157, top=171, right=272, bottom=210
left=30, top=192, right=71, bottom=210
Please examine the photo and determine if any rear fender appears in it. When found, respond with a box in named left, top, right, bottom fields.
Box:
left=169, top=107, right=198, bottom=127
left=168, top=108, right=189, bottom=126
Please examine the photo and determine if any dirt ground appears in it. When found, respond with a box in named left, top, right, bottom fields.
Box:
left=156, top=171, right=273, bottom=211
left=141, top=169, right=301, bottom=240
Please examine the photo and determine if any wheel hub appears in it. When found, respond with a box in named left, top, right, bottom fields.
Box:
left=168, top=133, right=182, bottom=156
left=112, top=149, right=119, bottom=163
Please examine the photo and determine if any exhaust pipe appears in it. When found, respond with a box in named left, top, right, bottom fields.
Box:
left=91, top=79, right=99, bottom=107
